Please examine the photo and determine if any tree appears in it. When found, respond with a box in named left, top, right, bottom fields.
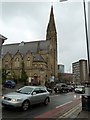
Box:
left=21, top=62, right=28, bottom=85
left=11, top=71, right=19, bottom=84
left=2, top=68, right=10, bottom=83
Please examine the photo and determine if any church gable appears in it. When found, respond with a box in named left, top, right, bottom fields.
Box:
left=23, top=51, right=33, bottom=68
left=33, top=54, right=45, bottom=62
left=12, top=51, right=23, bottom=69
left=2, top=52, right=12, bottom=69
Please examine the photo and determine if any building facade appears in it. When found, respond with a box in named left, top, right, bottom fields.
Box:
left=0, top=34, right=7, bottom=83
left=58, top=73, right=74, bottom=84
left=58, top=64, right=64, bottom=73
left=72, top=59, right=88, bottom=84
left=2, top=6, right=58, bottom=85
left=0, top=34, right=7, bottom=58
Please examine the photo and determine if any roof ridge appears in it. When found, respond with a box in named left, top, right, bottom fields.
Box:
left=3, top=39, right=47, bottom=46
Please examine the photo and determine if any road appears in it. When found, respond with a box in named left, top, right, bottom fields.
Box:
left=1, top=92, right=81, bottom=119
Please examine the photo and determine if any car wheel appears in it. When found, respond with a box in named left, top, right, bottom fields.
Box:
left=62, top=89, right=64, bottom=93
left=50, top=90, right=52, bottom=94
left=82, top=91, right=85, bottom=94
left=22, top=100, right=30, bottom=111
left=44, top=98, right=50, bottom=105
left=54, top=89, right=57, bottom=93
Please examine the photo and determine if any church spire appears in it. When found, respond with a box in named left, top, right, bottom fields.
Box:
left=46, top=5, right=56, bottom=40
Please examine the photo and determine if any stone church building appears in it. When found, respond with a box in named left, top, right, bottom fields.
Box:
left=2, top=6, right=58, bottom=85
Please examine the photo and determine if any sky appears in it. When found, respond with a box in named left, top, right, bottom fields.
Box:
left=0, top=0, right=89, bottom=73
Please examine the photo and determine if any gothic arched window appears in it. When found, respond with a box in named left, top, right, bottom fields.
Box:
left=27, top=57, right=30, bottom=67
left=15, top=57, right=19, bottom=67
left=5, top=61, right=8, bottom=68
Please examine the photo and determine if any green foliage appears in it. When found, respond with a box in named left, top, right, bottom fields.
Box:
left=21, top=70, right=28, bottom=82
left=10, top=71, right=18, bottom=84
left=21, top=62, right=28, bottom=85
left=2, top=68, right=10, bottom=83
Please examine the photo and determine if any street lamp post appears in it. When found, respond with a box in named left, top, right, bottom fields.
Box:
left=83, top=0, right=90, bottom=82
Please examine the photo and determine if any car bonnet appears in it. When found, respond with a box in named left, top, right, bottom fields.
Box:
left=3, top=92, right=31, bottom=99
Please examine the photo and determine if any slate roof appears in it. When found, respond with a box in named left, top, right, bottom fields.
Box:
left=0, top=34, right=7, bottom=44
left=2, top=40, right=50, bottom=62
left=0, top=34, right=7, bottom=40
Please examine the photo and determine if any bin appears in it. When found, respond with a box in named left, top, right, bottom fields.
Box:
left=82, top=94, right=90, bottom=111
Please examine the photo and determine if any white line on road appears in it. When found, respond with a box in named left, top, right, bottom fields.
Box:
left=58, top=103, right=82, bottom=118
left=56, top=100, right=72, bottom=108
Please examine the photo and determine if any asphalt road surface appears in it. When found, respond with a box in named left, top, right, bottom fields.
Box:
left=1, top=92, right=81, bottom=119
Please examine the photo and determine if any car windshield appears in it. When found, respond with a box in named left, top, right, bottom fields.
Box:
left=76, top=87, right=82, bottom=89
left=16, top=87, right=33, bottom=94
left=76, top=86, right=84, bottom=88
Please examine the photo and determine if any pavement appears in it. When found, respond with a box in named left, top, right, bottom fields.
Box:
left=57, top=98, right=90, bottom=119
left=56, top=87, right=90, bottom=119
left=57, top=103, right=90, bottom=119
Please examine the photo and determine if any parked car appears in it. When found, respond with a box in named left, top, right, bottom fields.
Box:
left=3, top=80, right=16, bottom=88
left=2, top=86, right=50, bottom=111
left=46, top=87, right=53, bottom=94
left=67, top=85, right=75, bottom=92
left=54, top=83, right=69, bottom=93
left=74, top=85, right=85, bottom=94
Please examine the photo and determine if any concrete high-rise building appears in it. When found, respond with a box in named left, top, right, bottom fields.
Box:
left=72, top=59, right=88, bottom=84
left=58, top=64, right=64, bottom=73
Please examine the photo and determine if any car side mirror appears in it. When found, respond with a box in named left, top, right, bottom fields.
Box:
left=32, top=92, right=36, bottom=95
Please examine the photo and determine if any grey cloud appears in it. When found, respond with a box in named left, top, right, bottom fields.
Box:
left=2, top=2, right=88, bottom=72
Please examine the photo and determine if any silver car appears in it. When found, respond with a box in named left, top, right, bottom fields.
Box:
left=2, top=86, right=50, bottom=111
left=74, top=85, right=85, bottom=94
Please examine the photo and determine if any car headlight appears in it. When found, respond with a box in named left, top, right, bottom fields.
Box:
left=11, top=98, right=22, bottom=102
left=79, top=89, right=82, bottom=91
left=2, top=96, right=4, bottom=99
left=11, top=98, right=17, bottom=102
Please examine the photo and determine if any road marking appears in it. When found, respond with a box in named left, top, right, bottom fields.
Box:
left=58, top=103, right=82, bottom=118
left=56, top=100, right=72, bottom=108
left=35, top=98, right=80, bottom=118
left=74, top=95, right=77, bottom=98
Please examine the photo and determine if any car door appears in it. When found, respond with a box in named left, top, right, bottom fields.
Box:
left=30, top=88, right=42, bottom=105
left=39, top=87, right=48, bottom=102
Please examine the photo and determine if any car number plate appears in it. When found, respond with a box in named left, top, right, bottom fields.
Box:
left=2, top=101, right=9, bottom=105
